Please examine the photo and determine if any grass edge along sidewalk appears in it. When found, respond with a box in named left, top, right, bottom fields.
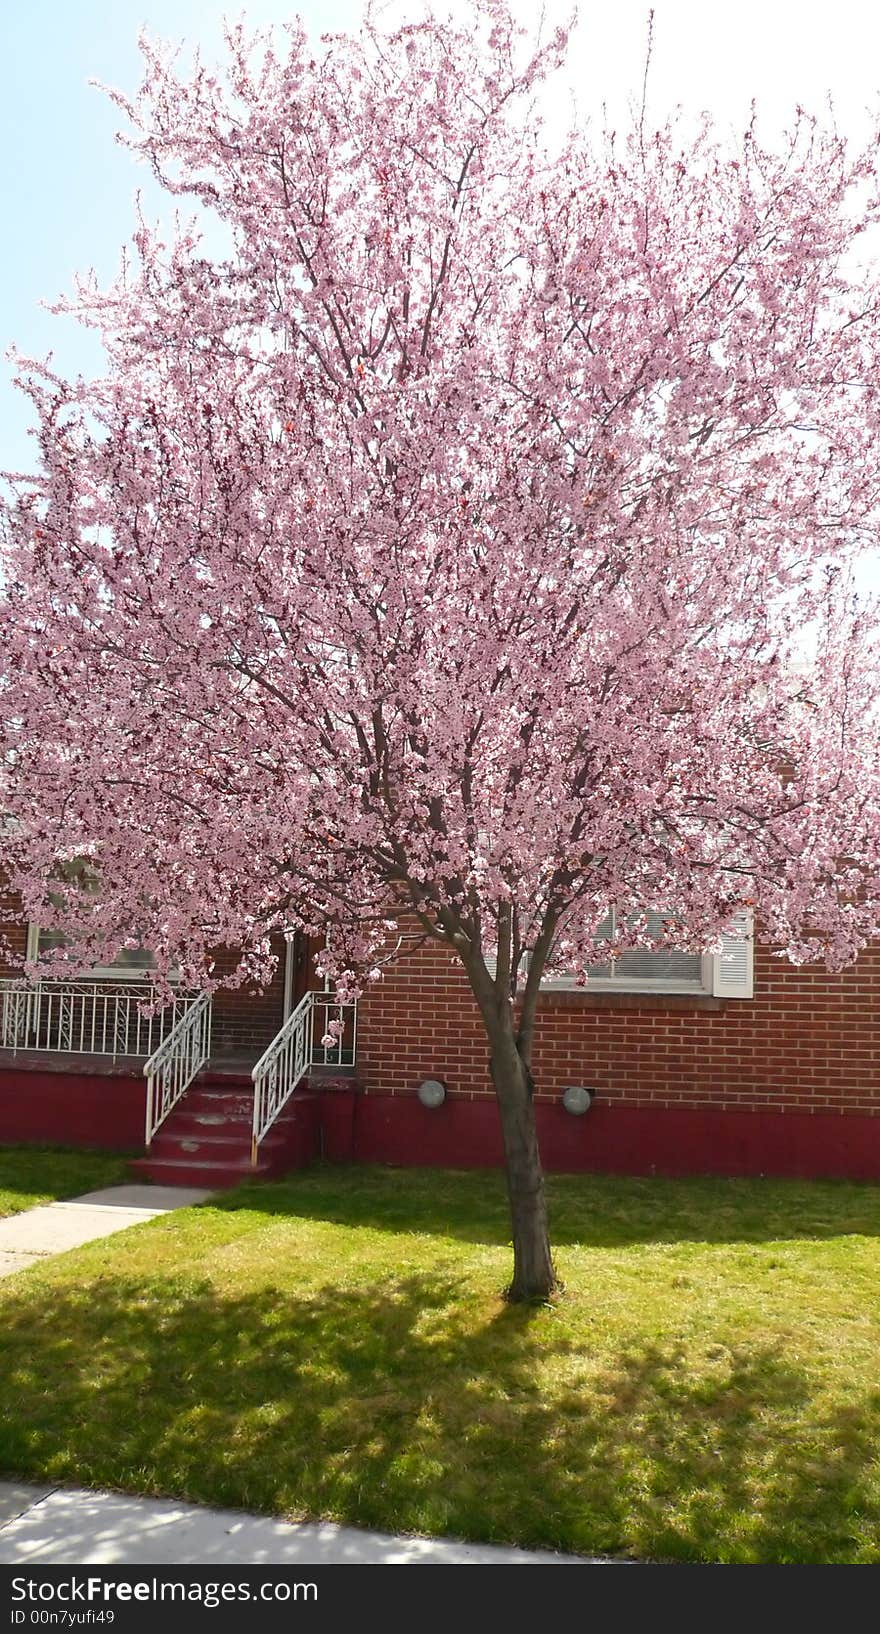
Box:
left=0, top=1145, right=130, bottom=1219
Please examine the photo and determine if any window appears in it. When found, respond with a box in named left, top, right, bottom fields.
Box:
left=537, top=909, right=754, bottom=999
left=28, top=925, right=158, bottom=979
left=26, top=857, right=158, bottom=982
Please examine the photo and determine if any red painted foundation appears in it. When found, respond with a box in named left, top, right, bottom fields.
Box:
left=0, top=1065, right=145, bottom=1149
left=325, top=1092, right=880, bottom=1183
left=533, top=1101, right=880, bottom=1181
left=3, top=1063, right=880, bottom=1184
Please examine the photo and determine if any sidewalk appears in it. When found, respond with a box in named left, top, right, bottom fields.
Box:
left=0, top=1184, right=212, bottom=1277
left=0, top=1483, right=606, bottom=1566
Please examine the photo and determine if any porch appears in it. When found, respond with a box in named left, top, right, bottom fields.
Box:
left=0, top=979, right=359, bottom=1185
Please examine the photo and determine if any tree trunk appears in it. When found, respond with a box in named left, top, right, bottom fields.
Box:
left=489, top=1028, right=558, bottom=1303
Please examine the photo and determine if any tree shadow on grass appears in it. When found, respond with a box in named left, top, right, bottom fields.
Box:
left=0, top=1268, right=878, bottom=1562
left=212, top=1164, right=880, bottom=1250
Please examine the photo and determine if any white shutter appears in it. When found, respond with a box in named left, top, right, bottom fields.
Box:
left=711, top=911, right=754, bottom=999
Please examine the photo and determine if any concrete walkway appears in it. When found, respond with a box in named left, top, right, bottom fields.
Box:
left=0, top=1483, right=602, bottom=1565
left=0, top=1184, right=212, bottom=1277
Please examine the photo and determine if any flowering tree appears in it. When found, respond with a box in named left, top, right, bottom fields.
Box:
left=3, top=3, right=880, bottom=1299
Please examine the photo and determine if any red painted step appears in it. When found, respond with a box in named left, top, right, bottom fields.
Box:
left=164, top=1096, right=304, bottom=1139
left=129, top=1155, right=276, bottom=1188
left=131, top=1073, right=321, bottom=1188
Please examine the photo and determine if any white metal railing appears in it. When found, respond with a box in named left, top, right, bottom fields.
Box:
left=251, top=990, right=313, bottom=1165
left=144, top=991, right=212, bottom=1147
left=0, top=980, right=198, bottom=1062
left=310, top=987, right=358, bottom=1071
left=251, top=989, right=358, bottom=1164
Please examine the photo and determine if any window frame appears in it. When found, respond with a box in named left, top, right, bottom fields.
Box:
left=24, top=923, right=174, bottom=984
left=536, top=954, right=715, bottom=996
left=24, top=855, right=173, bottom=984
left=527, top=910, right=754, bottom=999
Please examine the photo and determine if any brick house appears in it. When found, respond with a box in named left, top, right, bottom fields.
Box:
left=1, top=886, right=879, bottom=1187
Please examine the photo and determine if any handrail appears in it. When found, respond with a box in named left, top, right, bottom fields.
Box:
left=144, top=991, right=212, bottom=1147
left=251, top=989, right=359, bottom=1165
left=250, top=990, right=314, bottom=1165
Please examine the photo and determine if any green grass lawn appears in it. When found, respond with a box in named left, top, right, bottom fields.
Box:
left=2, top=1162, right=880, bottom=1563
left=0, top=1145, right=130, bottom=1218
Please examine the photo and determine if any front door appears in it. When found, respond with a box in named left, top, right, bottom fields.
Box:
left=283, top=932, right=313, bottom=1019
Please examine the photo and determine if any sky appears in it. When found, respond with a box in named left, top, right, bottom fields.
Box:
left=2, top=0, right=880, bottom=476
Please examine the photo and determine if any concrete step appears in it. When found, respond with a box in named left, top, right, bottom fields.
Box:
left=132, top=1084, right=321, bottom=1188
left=181, top=1089, right=254, bottom=1117
left=130, top=1155, right=273, bottom=1188
left=147, top=1133, right=251, bottom=1163
left=147, top=1122, right=300, bottom=1159
left=167, top=1098, right=314, bottom=1140
left=195, top=1071, right=255, bottom=1089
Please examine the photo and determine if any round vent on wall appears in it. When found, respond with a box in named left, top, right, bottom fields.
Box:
left=561, top=1085, right=594, bottom=1116
left=417, top=1078, right=447, bottom=1109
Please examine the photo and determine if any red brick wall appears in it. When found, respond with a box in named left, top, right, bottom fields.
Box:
left=209, top=934, right=319, bottom=1054
left=356, top=933, right=880, bottom=1118
left=0, top=886, right=27, bottom=976
left=209, top=940, right=287, bottom=1056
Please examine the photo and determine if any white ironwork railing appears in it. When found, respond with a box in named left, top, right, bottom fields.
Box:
left=144, top=991, right=212, bottom=1148
left=0, top=980, right=197, bottom=1062
left=310, top=987, right=358, bottom=1071
left=251, top=989, right=358, bottom=1164
left=251, top=990, right=313, bottom=1165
